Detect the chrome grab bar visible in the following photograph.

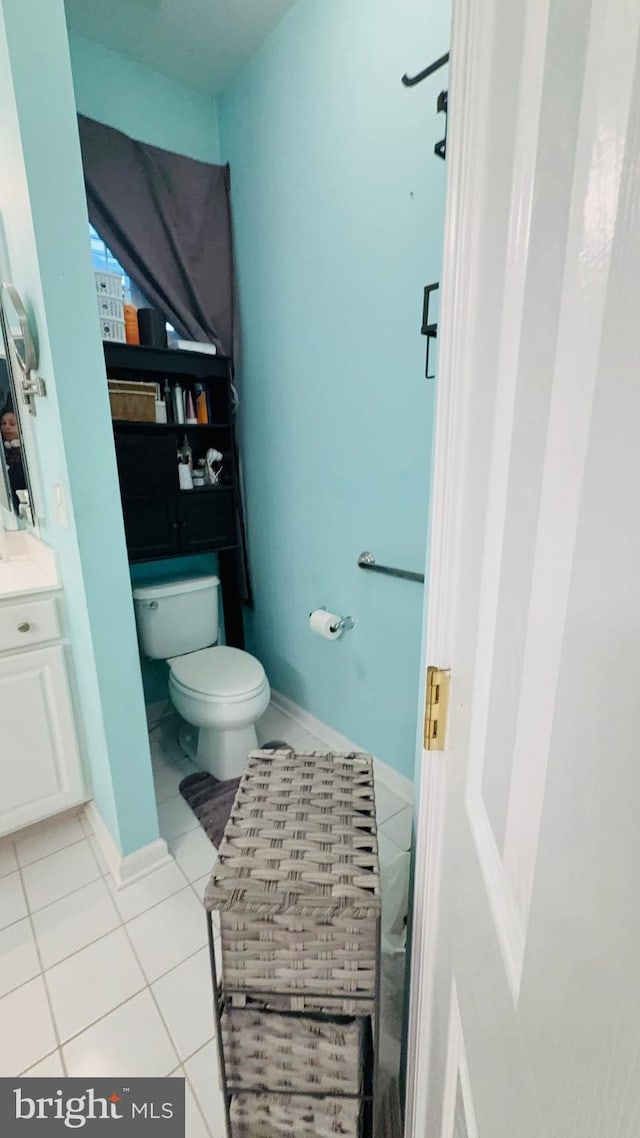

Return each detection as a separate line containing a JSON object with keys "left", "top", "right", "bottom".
{"left": 357, "top": 551, "right": 425, "bottom": 584}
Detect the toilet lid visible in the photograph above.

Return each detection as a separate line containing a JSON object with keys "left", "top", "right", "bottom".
{"left": 169, "top": 646, "right": 266, "bottom": 699}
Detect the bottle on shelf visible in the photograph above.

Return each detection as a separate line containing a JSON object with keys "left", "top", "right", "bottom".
{"left": 164, "top": 378, "right": 174, "bottom": 424}
{"left": 185, "top": 389, "right": 197, "bottom": 425}
{"left": 173, "top": 383, "right": 185, "bottom": 424}
{"left": 195, "top": 383, "right": 209, "bottom": 424}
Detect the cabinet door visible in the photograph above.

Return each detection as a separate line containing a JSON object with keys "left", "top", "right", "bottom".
{"left": 0, "top": 646, "right": 85, "bottom": 837}
{"left": 114, "top": 432, "right": 178, "bottom": 497}
{"left": 122, "top": 497, "right": 180, "bottom": 562}
{"left": 177, "top": 488, "right": 236, "bottom": 553}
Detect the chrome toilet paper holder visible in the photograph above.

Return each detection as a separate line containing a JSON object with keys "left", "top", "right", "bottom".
{"left": 310, "top": 608, "right": 355, "bottom": 634}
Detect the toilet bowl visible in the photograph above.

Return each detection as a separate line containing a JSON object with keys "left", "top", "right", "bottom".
{"left": 169, "top": 646, "right": 270, "bottom": 780}
{"left": 131, "top": 574, "right": 270, "bottom": 781}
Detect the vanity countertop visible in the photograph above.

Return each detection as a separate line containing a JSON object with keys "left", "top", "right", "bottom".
{"left": 0, "top": 531, "right": 59, "bottom": 599}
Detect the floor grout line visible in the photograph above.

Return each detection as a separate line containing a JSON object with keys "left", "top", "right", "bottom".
{"left": 42, "top": 930, "right": 219, "bottom": 1058}
{"left": 120, "top": 923, "right": 182, "bottom": 1079}
{"left": 182, "top": 1062, "right": 215, "bottom": 1138}
{"left": 13, "top": 832, "right": 91, "bottom": 874}
{"left": 58, "top": 986, "right": 150, "bottom": 1061}
{"left": 21, "top": 836, "right": 105, "bottom": 916}
{"left": 19, "top": 1046, "right": 63, "bottom": 1077}
{"left": 15, "top": 860, "right": 69, "bottom": 1078}
{"left": 182, "top": 1037, "right": 221, "bottom": 1137}
{"left": 118, "top": 897, "right": 220, "bottom": 1134}
{"left": 1, "top": 878, "right": 220, "bottom": 1010}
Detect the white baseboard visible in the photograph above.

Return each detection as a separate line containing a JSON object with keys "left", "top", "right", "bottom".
{"left": 84, "top": 801, "right": 173, "bottom": 890}
{"left": 270, "top": 689, "right": 413, "bottom": 804}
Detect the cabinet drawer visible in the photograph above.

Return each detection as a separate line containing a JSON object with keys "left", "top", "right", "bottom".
{"left": 0, "top": 598, "right": 60, "bottom": 652}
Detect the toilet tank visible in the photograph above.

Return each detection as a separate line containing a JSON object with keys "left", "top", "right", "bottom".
{"left": 132, "top": 574, "right": 220, "bottom": 660}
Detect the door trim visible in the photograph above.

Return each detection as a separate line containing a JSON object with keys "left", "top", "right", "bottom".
{"left": 403, "top": 0, "right": 494, "bottom": 1131}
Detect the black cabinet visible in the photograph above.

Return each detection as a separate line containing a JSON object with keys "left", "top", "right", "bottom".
{"left": 119, "top": 489, "right": 236, "bottom": 562}
{"left": 105, "top": 343, "right": 244, "bottom": 646}
{"left": 178, "top": 488, "right": 236, "bottom": 553}
{"left": 121, "top": 496, "right": 179, "bottom": 562}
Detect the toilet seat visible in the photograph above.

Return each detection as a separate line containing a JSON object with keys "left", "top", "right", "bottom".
{"left": 169, "top": 645, "right": 266, "bottom": 703}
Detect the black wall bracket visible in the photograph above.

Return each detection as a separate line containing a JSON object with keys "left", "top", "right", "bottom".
{"left": 401, "top": 52, "right": 449, "bottom": 87}
{"left": 421, "top": 282, "right": 439, "bottom": 379}
{"left": 435, "top": 90, "right": 448, "bottom": 160}
{"left": 402, "top": 52, "right": 450, "bottom": 162}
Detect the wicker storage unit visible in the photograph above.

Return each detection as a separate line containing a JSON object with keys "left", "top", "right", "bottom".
{"left": 221, "top": 1006, "right": 364, "bottom": 1095}
{"left": 205, "top": 747, "right": 381, "bottom": 1138}
{"left": 206, "top": 750, "right": 380, "bottom": 1011}
{"left": 229, "top": 1092, "right": 362, "bottom": 1138}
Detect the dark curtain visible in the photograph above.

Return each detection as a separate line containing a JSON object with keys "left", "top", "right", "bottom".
{"left": 77, "top": 114, "right": 234, "bottom": 357}
{"left": 78, "top": 115, "right": 252, "bottom": 603}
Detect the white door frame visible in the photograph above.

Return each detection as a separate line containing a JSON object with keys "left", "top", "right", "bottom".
{"left": 403, "top": 0, "right": 494, "bottom": 1130}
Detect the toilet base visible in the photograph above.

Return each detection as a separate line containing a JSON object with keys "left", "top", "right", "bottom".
{"left": 179, "top": 720, "right": 258, "bottom": 781}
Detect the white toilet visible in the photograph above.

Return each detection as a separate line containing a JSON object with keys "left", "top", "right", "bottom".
{"left": 132, "top": 574, "right": 270, "bottom": 781}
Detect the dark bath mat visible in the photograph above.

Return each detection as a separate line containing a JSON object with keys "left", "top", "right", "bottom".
{"left": 179, "top": 742, "right": 289, "bottom": 848}
{"left": 179, "top": 772, "right": 240, "bottom": 849}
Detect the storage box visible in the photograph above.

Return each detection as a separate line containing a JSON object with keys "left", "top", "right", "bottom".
{"left": 100, "top": 318, "right": 126, "bottom": 343}
{"left": 205, "top": 749, "right": 381, "bottom": 1016}
{"left": 97, "top": 296, "right": 125, "bottom": 321}
{"left": 221, "top": 1006, "right": 364, "bottom": 1096}
{"left": 229, "top": 1092, "right": 362, "bottom": 1138}
{"left": 108, "top": 380, "right": 156, "bottom": 421}
{"left": 95, "top": 270, "right": 124, "bottom": 299}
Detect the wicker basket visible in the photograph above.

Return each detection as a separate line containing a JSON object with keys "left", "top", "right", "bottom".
{"left": 229, "top": 1092, "right": 361, "bottom": 1138}
{"left": 108, "top": 380, "right": 157, "bottom": 422}
{"left": 221, "top": 1006, "right": 363, "bottom": 1095}
{"left": 205, "top": 750, "right": 381, "bottom": 1016}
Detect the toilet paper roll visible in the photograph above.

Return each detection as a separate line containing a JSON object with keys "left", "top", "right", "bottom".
{"left": 309, "top": 609, "right": 343, "bottom": 640}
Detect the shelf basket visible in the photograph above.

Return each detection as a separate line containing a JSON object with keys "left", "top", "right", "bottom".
{"left": 221, "top": 1004, "right": 364, "bottom": 1096}
{"left": 229, "top": 1091, "right": 362, "bottom": 1138}
{"left": 108, "top": 379, "right": 157, "bottom": 422}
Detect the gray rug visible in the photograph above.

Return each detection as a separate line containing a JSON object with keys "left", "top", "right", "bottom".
{"left": 179, "top": 771, "right": 240, "bottom": 848}
{"left": 179, "top": 741, "right": 288, "bottom": 848}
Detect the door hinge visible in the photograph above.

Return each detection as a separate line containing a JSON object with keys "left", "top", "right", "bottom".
{"left": 424, "top": 666, "right": 450, "bottom": 750}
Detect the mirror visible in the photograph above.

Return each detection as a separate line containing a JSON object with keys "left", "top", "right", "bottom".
{"left": 1, "top": 284, "right": 37, "bottom": 376}
{"left": 0, "top": 283, "right": 45, "bottom": 415}
{"left": 0, "top": 307, "right": 36, "bottom": 528}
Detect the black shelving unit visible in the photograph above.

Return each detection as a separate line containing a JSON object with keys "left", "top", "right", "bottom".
{"left": 104, "top": 342, "right": 245, "bottom": 648}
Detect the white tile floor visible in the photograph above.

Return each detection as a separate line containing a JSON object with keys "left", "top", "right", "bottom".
{"left": 0, "top": 699, "right": 411, "bottom": 1136}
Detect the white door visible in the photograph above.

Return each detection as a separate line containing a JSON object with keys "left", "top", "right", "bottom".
{"left": 406, "top": 0, "right": 640, "bottom": 1135}
{"left": 0, "top": 646, "right": 85, "bottom": 836}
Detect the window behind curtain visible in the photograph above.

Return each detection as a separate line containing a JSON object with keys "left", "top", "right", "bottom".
{"left": 89, "top": 223, "right": 177, "bottom": 342}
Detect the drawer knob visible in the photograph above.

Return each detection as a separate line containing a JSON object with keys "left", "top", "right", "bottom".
{"left": 17, "top": 621, "right": 31, "bottom": 633}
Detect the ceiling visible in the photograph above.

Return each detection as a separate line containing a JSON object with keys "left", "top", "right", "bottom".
{"left": 64, "top": 0, "right": 298, "bottom": 96}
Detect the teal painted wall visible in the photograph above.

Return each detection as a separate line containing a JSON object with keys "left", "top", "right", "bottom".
{"left": 0, "top": 0, "right": 158, "bottom": 856}
{"left": 68, "top": 31, "right": 220, "bottom": 162}
{"left": 219, "top": 0, "right": 450, "bottom": 779}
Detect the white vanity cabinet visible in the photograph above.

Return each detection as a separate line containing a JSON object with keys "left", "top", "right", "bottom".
{"left": 0, "top": 590, "right": 85, "bottom": 837}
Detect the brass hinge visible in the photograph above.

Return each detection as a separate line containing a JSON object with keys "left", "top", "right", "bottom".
{"left": 424, "top": 666, "right": 450, "bottom": 750}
